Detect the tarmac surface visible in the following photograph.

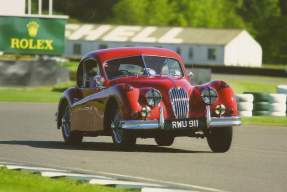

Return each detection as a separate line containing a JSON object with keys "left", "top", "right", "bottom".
{"left": 0, "top": 102, "right": 286, "bottom": 192}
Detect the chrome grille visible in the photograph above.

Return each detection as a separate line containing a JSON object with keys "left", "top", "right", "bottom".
{"left": 169, "top": 87, "right": 189, "bottom": 118}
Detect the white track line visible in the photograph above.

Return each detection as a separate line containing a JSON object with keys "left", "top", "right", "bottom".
{"left": 0, "top": 164, "right": 68, "bottom": 172}
{"left": 89, "top": 178, "right": 162, "bottom": 187}
{"left": 0, "top": 159, "right": 229, "bottom": 192}
{"left": 41, "top": 171, "right": 113, "bottom": 179}
{"left": 95, "top": 171, "right": 229, "bottom": 192}
{"left": 142, "top": 187, "right": 198, "bottom": 192}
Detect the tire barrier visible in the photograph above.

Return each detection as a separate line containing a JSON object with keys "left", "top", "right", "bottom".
{"left": 252, "top": 111, "right": 271, "bottom": 116}
{"left": 253, "top": 102, "right": 270, "bottom": 111}
{"left": 236, "top": 94, "right": 254, "bottom": 102}
{"left": 270, "top": 112, "right": 286, "bottom": 117}
{"left": 243, "top": 92, "right": 270, "bottom": 116}
{"left": 237, "top": 102, "right": 253, "bottom": 111}
{"left": 236, "top": 93, "right": 287, "bottom": 117}
{"left": 236, "top": 94, "right": 253, "bottom": 117}
{"left": 277, "top": 86, "right": 287, "bottom": 116}
{"left": 238, "top": 111, "right": 252, "bottom": 117}
{"left": 243, "top": 92, "right": 270, "bottom": 102}
{"left": 269, "top": 94, "right": 286, "bottom": 103}
{"left": 270, "top": 93, "right": 287, "bottom": 116}
{"left": 270, "top": 103, "right": 286, "bottom": 112}
{"left": 277, "top": 85, "right": 287, "bottom": 94}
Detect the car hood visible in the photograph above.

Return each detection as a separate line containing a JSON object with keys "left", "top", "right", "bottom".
{"left": 108, "top": 76, "right": 192, "bottom": 94}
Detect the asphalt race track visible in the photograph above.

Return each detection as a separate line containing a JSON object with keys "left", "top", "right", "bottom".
{"left": 0, "top": 102, "right": 286, "bottom": 192}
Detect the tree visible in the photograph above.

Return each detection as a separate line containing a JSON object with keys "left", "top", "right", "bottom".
{"left": 107, "top": 0, "right": 174, "bottom": 25}
{"left": 235, "top": 0, "right": 287, "bottom": 63}
{"left": 51, "top": 0, "right": 118, "bottom": 23}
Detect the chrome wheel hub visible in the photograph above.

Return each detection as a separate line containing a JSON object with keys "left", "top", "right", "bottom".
{"left": 112, "top": 109, "right": 123, "bottom": 143}
{"left": 62, "top": 106, "right": 71, "bottom": 137}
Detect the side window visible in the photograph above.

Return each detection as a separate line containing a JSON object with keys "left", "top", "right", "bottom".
{"left": 83, "top": 59, "right": 100, "bottom": 88}
{"left": 73, "top": 44, "right": 81, "bottom": 55}
{"left": 208, "top": 48, "right": 216, "bottom": 60}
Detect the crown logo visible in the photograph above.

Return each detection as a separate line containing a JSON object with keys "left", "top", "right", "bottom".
{"left": 26, "top": 21, "right": 39, "bottom": 37}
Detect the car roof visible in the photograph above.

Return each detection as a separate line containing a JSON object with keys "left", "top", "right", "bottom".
{"left": 82, "top": 47, "right": 183, "bottom": 64}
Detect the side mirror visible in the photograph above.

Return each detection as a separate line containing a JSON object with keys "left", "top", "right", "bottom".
{"left": 94, "top": 75, "right": 105, "bottom": 87}
{"left": 188, "top": 71, "right": 194, "bottom": 83}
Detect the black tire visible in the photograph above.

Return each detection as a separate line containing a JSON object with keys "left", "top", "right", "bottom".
{"left": 253, "top": 102, "right": 270, "bottom": 111}
{"left": 207, "top": 127, "right": 233, "bottom": 153}
{"left": 243, "top": 92, "right": 270, "bottom": 102}
{"left": 154, "top": 134, "right": 175, "bottom": 146}
{"left": 61, "top": 103, "right": 83, "bottom": 145}
{"left": 252, "top": 111, "right": 271, "bottom": 116}
{"left": 111, "top": 104, "right": 136, "bottom": 150}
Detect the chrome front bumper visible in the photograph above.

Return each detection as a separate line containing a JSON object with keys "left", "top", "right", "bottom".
{"left": 120, "top": 106, "right": 241, "bottom": 130}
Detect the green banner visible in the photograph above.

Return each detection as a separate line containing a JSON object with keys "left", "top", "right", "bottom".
{"left": 0, "top": 16, "right": 66, "bottom": 55}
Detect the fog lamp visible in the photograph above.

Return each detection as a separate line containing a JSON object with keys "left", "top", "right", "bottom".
{"left": 214, "top": 104, "right": 226, "bottom": 117}
{"left": 141, "top": 106, "right": 151, "bottom": 119}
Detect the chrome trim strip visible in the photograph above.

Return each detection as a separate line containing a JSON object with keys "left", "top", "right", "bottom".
{"left": 210, "top": 116, "right": 241, "bottom": 127}
{"left": 159, "top": 107, "right": 165, "bottom": 129}
{"left": 121, "top": 120, "right": 160, "bottom": 129}
{"left": 206, "top": 105, "right": 241, "bottom": 128}
{"left": 206, "top": 105, "right": 211, "bottom": 128}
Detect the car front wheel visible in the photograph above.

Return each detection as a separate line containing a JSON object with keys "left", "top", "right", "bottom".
{"left": 206, "top": 127, "right": 233, "bottom": 153}
{"left": 111, "top": 105, "right": 136, "bottom": 150}
{"left": 61, "top": 103, "right": 83, "bottom": 145}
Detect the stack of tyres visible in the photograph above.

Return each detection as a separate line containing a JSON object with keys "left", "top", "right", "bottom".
{"left": 269, "top": 94, "right": 286, "bottom": 116}
{"left": 276, "top": 85, "right": 287, "bottom": 116}
{"left": 277, "top": 85, "right": 287, "bottom": 94}
{"left": 244, "top": 92, "right": 270, "bottom": 116}
{"left": 236, "top": 94, "right": 254, "bottom": 117}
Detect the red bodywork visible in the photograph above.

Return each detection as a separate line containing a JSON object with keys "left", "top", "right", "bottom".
{"left": 56, "top": 47, "right": 238, "bottom": 134}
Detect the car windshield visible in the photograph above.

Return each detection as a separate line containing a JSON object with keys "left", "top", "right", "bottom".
{"left": 143, "top": 56, "right": 184, "bottom": 77}
{"left": 104, "top": 55, "right": 184, "bottom": 80}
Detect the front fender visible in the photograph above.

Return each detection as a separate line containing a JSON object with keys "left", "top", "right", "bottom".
{"left": 190, "top": 81, "right": 238, "bottom": 117}
{"left": 56, "top": 87, "right": 83, "bottom": 129}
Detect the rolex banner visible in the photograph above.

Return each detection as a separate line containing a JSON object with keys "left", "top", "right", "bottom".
{"left": 0, "top": 16, "right": 66, "bottom": 55}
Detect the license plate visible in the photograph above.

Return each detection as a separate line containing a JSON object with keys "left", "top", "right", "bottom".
{"left": 164, "top": 118, "right": 207, "bottom": 130}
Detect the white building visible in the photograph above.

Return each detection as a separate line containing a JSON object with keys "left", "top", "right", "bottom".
{"left": 65, "top": 24, "right": 262, "bottom": 67}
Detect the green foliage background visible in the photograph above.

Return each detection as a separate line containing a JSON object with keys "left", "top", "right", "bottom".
{"left": 37, "top": 0, "right": 287, "bottom": 64}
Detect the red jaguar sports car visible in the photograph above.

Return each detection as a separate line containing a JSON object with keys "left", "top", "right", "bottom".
{"left": 55, "top": 47, "right": 241, "bottom": 152}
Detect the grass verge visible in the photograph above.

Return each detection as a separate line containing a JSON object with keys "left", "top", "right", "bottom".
{"left": 0, "top": 81, "right": 75, "bottom": 103}
{"left": 58, "top": 61, "right": 78, "bottom": 72}
{"left": 0, "top": 167, "right": 135, "bottom": 192}
{"left": 242, "top": 116, "right": 287, "bottom": 127}
{"left": 227, "top": 80, "right": 281, "bottom": 94}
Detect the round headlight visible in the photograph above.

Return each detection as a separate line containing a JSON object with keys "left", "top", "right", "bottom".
{"left": 214, "top": 103, "right": 226, "bottom": 117}
{"left": 146, "top": 88, "right": 162, "bottom": 106}
{"left": 202, "top": 87, "right": 218, "bottom": 105}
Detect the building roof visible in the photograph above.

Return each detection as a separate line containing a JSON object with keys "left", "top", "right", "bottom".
{"left": 65, "top": 23, "right": 244, "bottom": 45}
